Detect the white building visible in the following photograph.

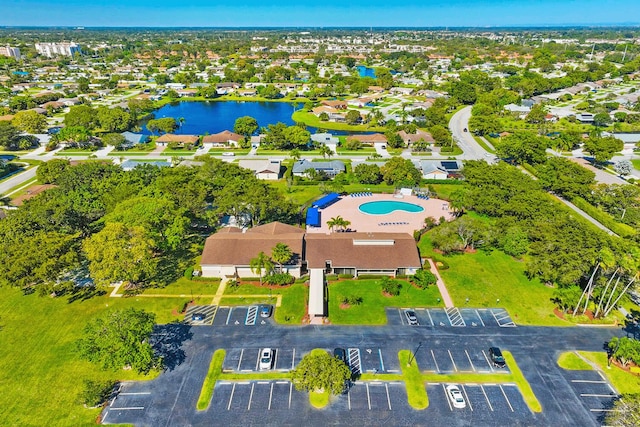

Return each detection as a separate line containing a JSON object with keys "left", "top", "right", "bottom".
{"left": 0, "top": 46, "right": 21, "bottom": 60}
{"left": 35, "top": 42, "right": 82, "bottom": 58}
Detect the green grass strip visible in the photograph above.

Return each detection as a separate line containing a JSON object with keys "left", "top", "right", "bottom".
{"left": 577, "top": 351, "right": 640, "bottom": 394}
{"left": 557, "top": 352, "right": 593, "bottom": 371}
{"left": 196, "top": 349, "right": 226, "bottom": 410}
{"left": 310, "top": 390, "right": 330, "bottom": 408}
{"left": 503, "top": 351, "right": 542, "bottom": 412}
{"left": 398, "top": 350, "right": 429, "bottom": 409}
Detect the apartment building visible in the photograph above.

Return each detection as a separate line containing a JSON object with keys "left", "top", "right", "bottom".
{"left": 35, "top": 42, "right": 82, "bottom": 58}
{"left": 0, "top": 45, "right": 21, "bottom": 60}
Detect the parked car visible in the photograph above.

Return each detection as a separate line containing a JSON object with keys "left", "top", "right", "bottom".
{"left": 260, "top": 305, "right": 273, "bottom": 318}
{"left": 259, "top": 348, "right": 273, "bottom": 370}
{"left": 333, "top": 348, "right": 347, "bottom": 365}
{"left": 446, "top": 385, "right": 466, "bottom": 409}
{"left": 404, "top": 309, "right": 419, "bottom": 326}
{"left": 191, "top": 312, "right": 205, "bottom": 322}
{"left": 489, "top": 347, "right": 506, "bottom": 368}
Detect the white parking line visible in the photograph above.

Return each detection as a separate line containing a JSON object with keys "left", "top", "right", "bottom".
{"left": 426, "top": 309, "right": 434, "bottom": 326}
{"left": 581, "top": 393, "right": 617, "bottom": 398}
{"left": 590, "top": 409, "right": 620, "bottom": 412}
{"left": 288, "top": 382, "right": 292, "bottom": 409}
{"left": 226, "top": 308, "right": 233, "bottom": 325}
{"left": 443, "top": 384, "right": 452, "bottom": 411}
{"left": 481, "top": 350, "right": 495, "bottom": 372}
{"left": 461, "top": 386, "right": 473, "bottom": 411}
{"left": 385, "top": 384, "right": 392, "bottom": 410}
{"left": 571, "top": 380, "right": 607, "bottom": 384}
{"left": 500, "top": 385, "right": 514, "bottom": 412}
{"left": 475, "top": 309, "right": 485, "bottom": 326}
{"left": 481, "top": 385, "right": 493, "bottom": 411}
{"left": 348, "top": 387, "right": 352, "bottom": 410}
{"left": 378, "top": 349, "right": 385, "bottom": 372}
{"left": 255, "top": 349, "right": 261, "bottom": 371}
{"left": 366, "top": 383, "right": 371, "bottom": 410}
{"left": 465, "top": 350, "right": 476, "bottom": 372}
{"left": 448, "top": 350, "right": 457, "bottom": 371}
{"left": 268, "top": 382, "right": 274, "bottom": 410}
{"left": 273, "top": 349, "right": 279, "bottom": 369}
{"left": 431, "top": 349, "right": 440, "bottom": 372}
{"left": 237, "top": 348, "right": 244, "bottom": 371}
{"left": 398, "top": 309, "right": 405, "bottom": 325}
{"left": 227, "top": 383, "right": 236, "bottom": 411}
{"left": 248, "top": 383, "right": 255, "bottom": 410}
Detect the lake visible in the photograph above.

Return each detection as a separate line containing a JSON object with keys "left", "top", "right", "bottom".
{"left": 357, "top": 65, "right": 376, "bottom": 78}
{"left": 143, "top": 101, "right": 298, "bottom": 135}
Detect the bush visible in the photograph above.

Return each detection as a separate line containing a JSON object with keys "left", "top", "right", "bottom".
{"left": 341, "top": 295, "right": 363, "bottom": 305}
{"left": 357, "top": 274, "right": 390, "bottom": 280}
{"left": 325, "top": 274, "right": 339, "bottom": 281}
{"left": 80, "top": 379, "right": 116, "bottom": 407}
{"left": 572, "top": 197, "right": 637, "bottom": 238}
{"left": 264, "top": 272, "right": 294, "bottom": 286}
{"left": 183, "top": 266, "right": 194, "bottom": 279}
{"left": 338, "top": 274, "right": 354, "bottom": 279}
{"left": 380, "top": 276, "right": 402, "bottom": 296}
{"left": 411, "top": 269, "right": 437, "bottom": 289}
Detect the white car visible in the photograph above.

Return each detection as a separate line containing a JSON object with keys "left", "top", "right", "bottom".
{"left": 259, "top": 348, "right": 273, "bottom": 370}
{"left": 446, "top": 385, "right": 466, "bottom": 409}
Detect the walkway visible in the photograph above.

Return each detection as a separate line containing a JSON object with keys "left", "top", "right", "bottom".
{"left": 426, "top": 258, "right": 454, "bottom": 308}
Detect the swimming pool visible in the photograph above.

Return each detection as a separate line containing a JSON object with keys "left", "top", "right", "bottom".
{"left": 359, "top": 201, "right": 424, "bottom": 215}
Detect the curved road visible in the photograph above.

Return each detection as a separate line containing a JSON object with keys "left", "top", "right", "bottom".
{"left": 448, "top": 106, "right": 490, "bottom": 160}
{"left": 0, "top": 166, "right": 37, "bottom": 197}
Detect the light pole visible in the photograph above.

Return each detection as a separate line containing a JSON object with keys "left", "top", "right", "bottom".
{"left": 407, "top": 341, "right": 423, "bottom": 367}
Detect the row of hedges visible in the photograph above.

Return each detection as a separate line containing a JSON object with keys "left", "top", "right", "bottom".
{"left": 572, "top": 196, "right": 637, "bottom": 238}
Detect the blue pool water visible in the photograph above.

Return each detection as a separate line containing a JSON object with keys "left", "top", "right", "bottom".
{"left": 359, "top": 201, "right": 424, "bottom": 215}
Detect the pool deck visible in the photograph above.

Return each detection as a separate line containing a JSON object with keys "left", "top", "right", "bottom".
{"left": 306, "top": 193, "right": 454, "bottom": 235}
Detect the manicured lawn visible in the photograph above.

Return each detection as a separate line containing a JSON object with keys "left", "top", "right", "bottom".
{"left": 557, "top": 352, "right": 593, "bottom": 370}
{"left": 0, "top": 287, "right": 192, "bottom": 426}
{"left": 292, "top": 110, "right": 385, "bottom": 133}
{"left": 140, "top": 277, "right": 221, "bottom": 296}
{"left": 327, "top": 279, "right": 444, "bottom": 325}
{"left": 632, "top": 159, "right": 640, "bottom": 171}
{"left": 224, "top": 282, "right": 308, "bottom": 324}
{"left": 399, "top": 350, "right": 429, "bottom": 409}
{"left": 578, "top": 351, "right": 640, "bottom": 394}
{"left": 418, "top": 234, "right": 569, "bottom": 327}
{"left": 197, "top": 349, "right": 226, "bottom": 410}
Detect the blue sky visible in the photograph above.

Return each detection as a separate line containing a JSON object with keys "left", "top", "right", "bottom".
{"left": 1, "top": 0, "right": 639, "bottom": 27}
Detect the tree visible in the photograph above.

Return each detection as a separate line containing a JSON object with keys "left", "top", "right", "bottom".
{"left": 525, "top": 104, "right": 546, "bottom": 124}
{"left": 290, "top": 349, "right": 351, "bottom": 395}
{"left": 381, "top": 157, "right": 421, "bottom": 186}
{"left": 36, "top": 158, "right": 70, "bottom": 184}
{"left": 250, "top": 251, "right": 274, "bottom": 285}
{"left": 12, "top": 110, "right": 47, "bottom": 133}
{"left": 326, "top": 215, "right": 350, "bottom": 232}
{"left": 583, "top": 135, "right": 624, "bottom": 165}
{"left": 608, "top": 337, "right": 640, "bottom": 367}
{"left": 283, "top": 126, "right": 310, "bottom": 149}
{"left": 65, "top": 105, "right": 98, "bottom": 129}
{"left": 81, "top": 379, "right": 117, "bottom": 407}
{"left": 430, "top": 215, "right": 492, "bottom": 253}
{"left": 318, "top": 144, "right": 332, "bottom": 159}
{"left": 468, "top": 115, "right": 500, "bottom": 136}
{"left": 538, "top": 157, "right": 595, "bottom": 199}
{"left": 102, "top": 133, "right": 127, "bottom": 150}
{"left": 271, "top": 243, "right": 293, "bottom": 273}
{"left": 604, "top": 394, "right": 640, "bottom": 427}
{"left": 0, "top": 121, "right": 19, "bottom": 148}
{"left": 412, "top": 268, "right": 437, "bottom": 289}
{"left": 97, "top": 106, "right": 132, "bottom": 132}
{"left": 76, "top": 308, "right": 161, "bottom": 374}
{"left": 353, "top": 163, "right": 382, "bottom": 184}
{"left": 83, "top": 222, "right": 159, "bottom": 288}
{"left": 234, "top": 116, "right": 259, "bottom": 138}
{"left": 614, "top": 160, "right": 632, "bottom": 177}
{"left": 495, "top": 133, "right": 548, "bottom": 165}
{"left": 345, "top": 109, "right": 361, "bottom": 125}
{"left": 593, "top": 112, "right": 612, "bottom": 127}
{"left": 429, "top": 125, "right": 449, "bottom": 146}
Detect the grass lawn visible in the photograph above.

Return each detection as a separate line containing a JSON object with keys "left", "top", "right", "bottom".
{"left": 292, "top": 110, "right": 385, "bottom": 133}
{"left": 327, "top": 279, "right": 444, "bottom": 325}
{"left": 140, "top": 277, "right": 221, "bottom": 296}
{"left": 197, "top": 349, "right": 226, "bottom": 410}
{"left": 632, "top": 159, "right": 640, "bottom": 171}
{"left": 418, "top": 234, "right": 569, "bottom": 327}
{"left": 578, "top": 351, "right": 640, "bottom": 394}
{"left": 473, "top": 135, "right": 495, "bottom": 153}
{"left": 225, "top": 282, "right": 308, "bottom": 324}
{"left": 0, "top": 286, "right": 195, "bottom": 426}
{"left": 557, "top": 352, "right": 593, "bottom": 370}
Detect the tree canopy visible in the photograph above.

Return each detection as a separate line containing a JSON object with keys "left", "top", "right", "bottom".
{"left": 290, "top": 349, "right": 351, "bottom": 395}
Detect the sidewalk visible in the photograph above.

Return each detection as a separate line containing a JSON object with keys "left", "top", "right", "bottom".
{"left": 426, "top": 258, "right": 454, "bottom": 308}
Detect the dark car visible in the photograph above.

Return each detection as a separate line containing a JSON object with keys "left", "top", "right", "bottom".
{"left": 260, "top": 305, "right": 273, "bottom": 318}
{"left": 334, "top": 348, "right": 347, "bottom": 365}
{"left": 191, "top": 312, "right": 205, "bottom": 322}
{"left": 489, "top": 347, "right": 506, "bottom": 368}
{"left": 404, "top": 309, "right": 419, "bottom": 326}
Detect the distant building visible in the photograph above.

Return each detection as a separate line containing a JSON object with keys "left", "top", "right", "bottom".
{"left": 292, "top": 160, "right": 345, "bottom": 178}
{"left": 35, "top": 42, "right": 82, "bottom": 58}
{"left": 0, "top": 45, "right": 21, "bottom": 60}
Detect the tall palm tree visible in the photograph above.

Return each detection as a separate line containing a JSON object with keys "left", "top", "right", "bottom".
{"left": 271, "top": 243, "right": 293, "bottom": 274}
{"left": 327, "top": 215, "right": 350, "bottom": 232}
{"left": 319, "top": 144, "right": 333, "bottom": 159}
{"left": 249, "top": 251, "right": 273, "bottom": 286}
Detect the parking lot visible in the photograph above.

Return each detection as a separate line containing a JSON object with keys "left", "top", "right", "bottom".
{"left": 212, "top": 306, "right": 273, "bottom": 327}
{"left": 386, "top": 307, "right": 516, "bottom": 328}
{"left": 562, "top": 368, "right": 619, "bottom": 424}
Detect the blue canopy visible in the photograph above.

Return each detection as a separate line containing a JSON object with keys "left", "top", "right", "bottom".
{"left": 312, "top": 192, "right": 340, "bottom": 209}
{"left": 306, "top": 207, "right": 321, "bottom": 227}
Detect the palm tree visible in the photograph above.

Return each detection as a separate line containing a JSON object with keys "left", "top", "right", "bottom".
{"left": 249, "top": 251, "right": 274, "bottom": 286}
{"left": 271, "top": 243, "right": 293, "bottom": 273}
{"left": 290, "top": 148, "right": 301, "bottom": 161}
{"left": 327, "top": 215, "right": 350, "bottom": 232}
{"left": 178, "top": 117, "right": 186, "bottom": 128}
{"left": 319, "top": 144, "right": 333, "bottom": 159}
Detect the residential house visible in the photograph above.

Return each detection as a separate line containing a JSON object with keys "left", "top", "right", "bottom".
{"left": 292, "top": 159, "right": 345, "bottom": 178}
{"left": 155, "top": 134, "right": 199, "bottom": 146}
{"left": 120, "top": 160, "right": 171, "bottom": 172}
{"left": 238, "top": 159, "right": 282, "bottom": 180}
{"left": 320, "top": 100, "right": 347, "bottom": 109}
{"left": 202, "top": 130, "right": 243, "bottom": 147}
{"left": 346, "top": 133, "right": 387, "bottom": 146}
{"left": 200, "top": 222, "right": 305, "bottom": 278}
{"left": 420, "top": 160, "right": 462, "bottom": 180}
{"left": 120, "top": 131, "right": 148, "bottom": 147}
{"left": 576, "top": 113, "right": 595, "bottom": 124}
{"left": 398, "top": 129, "right": 434, "bottom": 146}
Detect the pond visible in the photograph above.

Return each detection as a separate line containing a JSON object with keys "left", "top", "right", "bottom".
{"left": 143, "top": 101, "right": 298, "bottom": 135}
{"left": 357, "top": 65, "right": 377, "bottom": 78}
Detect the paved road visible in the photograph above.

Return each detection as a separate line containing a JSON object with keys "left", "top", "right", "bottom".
{"left": 102, "top": 317, "right": 623, "bottom": 427}
{"left": 449, "top": 106, "right": 491, "bottom": 161}
{"left": 0, "top": 166, "right": 37, "bottom": 196}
